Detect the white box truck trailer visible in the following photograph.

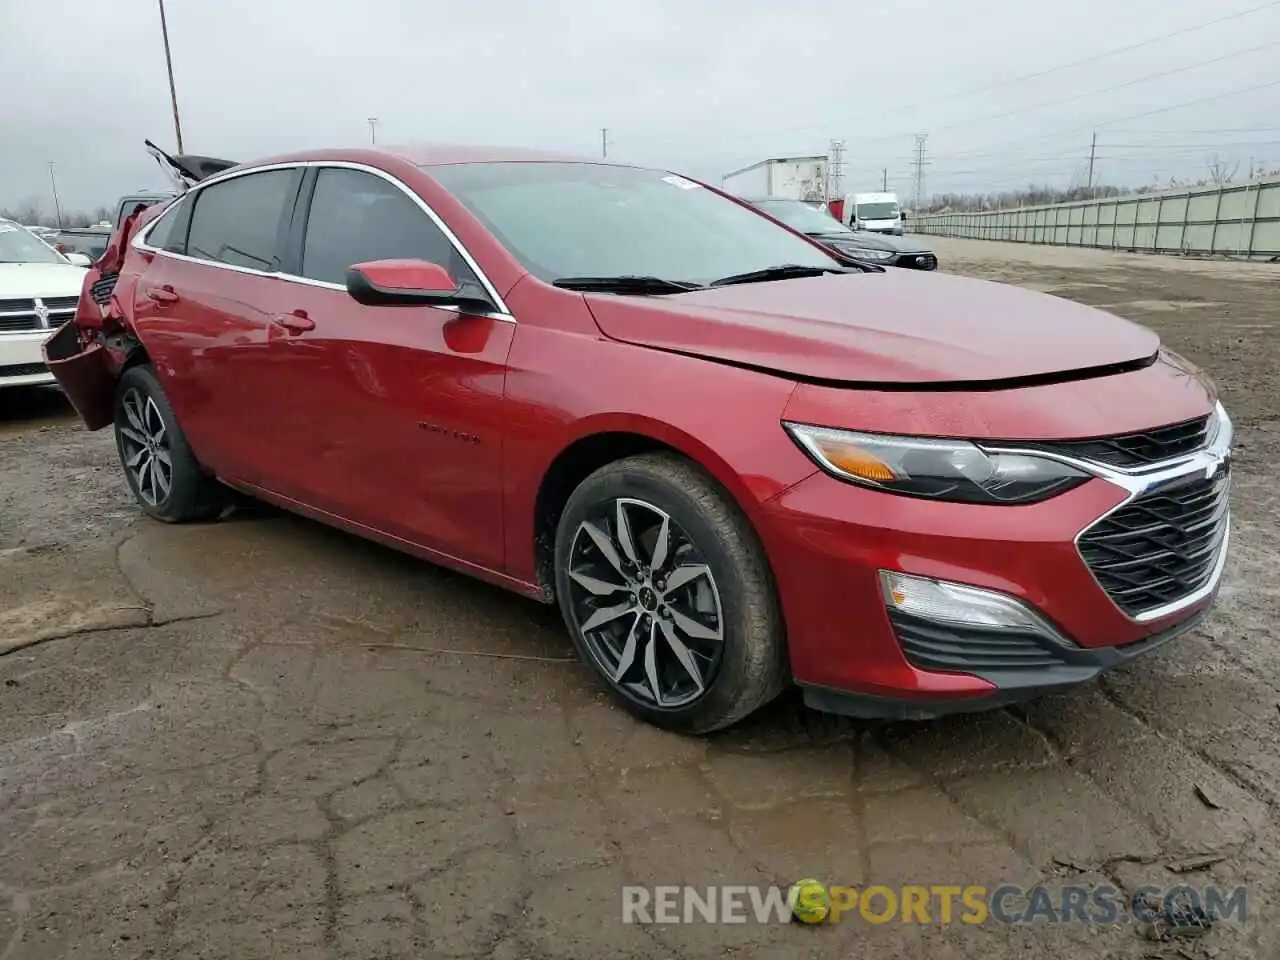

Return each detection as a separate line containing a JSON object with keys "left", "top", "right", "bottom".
{"left": 721, "top": 156, "right": 829, "bottom": 202}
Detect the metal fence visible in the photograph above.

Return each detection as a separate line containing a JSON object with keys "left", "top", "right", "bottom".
{"left": 909, "top": 176, "right": 1280, "bottom": 259}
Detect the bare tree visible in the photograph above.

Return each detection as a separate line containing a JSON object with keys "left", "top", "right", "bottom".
{"left": 1205, "top": 154, "right": 1240, "bottom": 187}
{"left": 0, "top": 200, "right": 43, "bottom": 225}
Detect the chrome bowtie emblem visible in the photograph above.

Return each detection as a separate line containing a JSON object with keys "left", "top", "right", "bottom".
{"left": 33, "top": 298, "right": 50, "bottom": 328}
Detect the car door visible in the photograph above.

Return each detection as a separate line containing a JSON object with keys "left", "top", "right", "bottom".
{"left": 257, "top": 165, "right": 516, "bottom": 569}
{"left": 130, "top": 167, "right": 304, "bottom": 484}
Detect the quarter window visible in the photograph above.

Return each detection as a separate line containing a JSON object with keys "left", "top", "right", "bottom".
{"left": 185, "top": 170, "right": 296, "bottom": 272}
{"left": 300, "top": 168, "right": 478, "bottom": 287}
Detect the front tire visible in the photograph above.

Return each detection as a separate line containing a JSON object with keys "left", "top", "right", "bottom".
{"left": 553, "top": 453, "right": 788, "bottom": 734}
{"left": 113, "top": 364, "right": 224, "bottom": 523}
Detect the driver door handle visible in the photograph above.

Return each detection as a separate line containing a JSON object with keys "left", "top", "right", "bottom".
{"left": 271, "top": 310, "right": 315, "bottom": 333}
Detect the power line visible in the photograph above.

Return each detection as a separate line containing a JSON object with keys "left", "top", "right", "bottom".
{"left": 906, "top": 0, "right": 1280, "bottom": 109}
{"left": 638, "top": 0, "right": 1280, "bottom": 152}
{"left": 837, "top": 38, "right": 1280, "bottom": 152}
{"left": 929, "top": 77, "right": 1280, "bottom": 161}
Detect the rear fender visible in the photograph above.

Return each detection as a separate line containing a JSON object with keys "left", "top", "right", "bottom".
{"left": 43, "top": 205, "right": 157, "bottom": 430}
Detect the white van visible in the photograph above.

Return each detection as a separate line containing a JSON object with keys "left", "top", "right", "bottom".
{"left": 843, "top": 192, "right": 903, "bottom": 235}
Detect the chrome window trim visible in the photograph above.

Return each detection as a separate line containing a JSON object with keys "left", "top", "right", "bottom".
{"left": 982, "top": 406, "right": 1233, "bottom": 624}
{"left": 133, "top": 160, "right": 514, "bottom": 322}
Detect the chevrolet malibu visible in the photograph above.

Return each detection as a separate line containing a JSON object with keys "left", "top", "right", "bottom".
{"left": 45, "top": 145, "right": 1233, "bottom": 734}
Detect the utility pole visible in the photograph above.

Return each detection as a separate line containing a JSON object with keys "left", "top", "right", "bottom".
{"left": 48, "top": 162, "right": 63, "bottom": 228}
{"left": 827, "top": 139, "right": 845, "bottom": 201}
{"left": 1086, "top": 131, "right": 1097, "bottom": 195}
{"left": 910, "top": 134, "right": 930, "bottom": 211}
{"left": 600, "top": 128, "right": 608, "bottom": 159}
{"left": 368, "top": 118, "right": 378, "bottom": 145}
{"left": 157, "top": 0, "right": 184, "bottom": 153}
{"left": 882, "top": 168, "right": 888, "bottom": 191}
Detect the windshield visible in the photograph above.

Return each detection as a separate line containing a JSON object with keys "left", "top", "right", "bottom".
{"left": 753, "top": 200, "right": 851, "bottom": 235}
{"left": 426, "top": 162, "right": 843, "bottom": 285}
{"left": 855, "top": 202, "right": 900, "bottom": 221}
{"left": 0, "top": 222, "right": 66, "bottom": 265}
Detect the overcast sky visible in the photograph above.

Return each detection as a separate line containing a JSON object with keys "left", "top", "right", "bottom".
{"left": 2, "top": 0, "right": 1277, "bottom": 215}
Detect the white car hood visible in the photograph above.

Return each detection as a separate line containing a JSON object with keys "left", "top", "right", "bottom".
{"left": 0, "top": 262, "right": 87, "bottom": 299}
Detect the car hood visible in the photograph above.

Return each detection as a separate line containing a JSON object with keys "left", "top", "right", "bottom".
{"left": 809, "top": 230, "right": 929, "bottom": 253}
{"left": 0, "top": 262, "right": 88, "bottom": 298}
{"left": 584, "top": 271, "right": 1160, "bottom": 386}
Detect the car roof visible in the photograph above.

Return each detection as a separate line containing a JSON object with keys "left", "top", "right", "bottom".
{"left": 227, "top": 144, "right": 636, "bottom": 173}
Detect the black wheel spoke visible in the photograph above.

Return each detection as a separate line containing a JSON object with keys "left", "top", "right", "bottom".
{"left": 567, "top": 496, "right": 724, "bottom": 709}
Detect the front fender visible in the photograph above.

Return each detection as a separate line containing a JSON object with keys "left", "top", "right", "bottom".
{"left": 500, "top": 321, "right": 817, "bottom": 584}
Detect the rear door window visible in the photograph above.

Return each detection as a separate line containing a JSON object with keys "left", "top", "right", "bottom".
{"left": 298, "top": 167, "right": 478, "bottom": 286}
{"left": 186, "top": 170, "right": 297, "bottom": 272}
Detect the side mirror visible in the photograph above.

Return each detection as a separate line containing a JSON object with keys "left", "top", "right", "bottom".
{"left": 66, "top": 253, "right": 92, "bottom": 267}
{"left": 346, "top": 258, "right": 492, "bottom": 312}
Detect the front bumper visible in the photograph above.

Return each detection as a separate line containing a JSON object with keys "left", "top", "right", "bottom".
{"left": 759, "top": 444, "right": 1229, "bottom": 718}
{"left": 0, "top": 332, "right": 55, "bottom": 386}
{"left": 801, "top": 590, "right": 1216, "bottom": 720}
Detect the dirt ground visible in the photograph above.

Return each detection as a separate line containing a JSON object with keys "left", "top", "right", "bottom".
{"left": 1, "top": 238, "right": 1277, "bottom": 959}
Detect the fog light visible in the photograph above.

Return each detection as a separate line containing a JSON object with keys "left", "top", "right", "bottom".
{"left": 878, "top": 570, "right": 1068, "bottom": 642}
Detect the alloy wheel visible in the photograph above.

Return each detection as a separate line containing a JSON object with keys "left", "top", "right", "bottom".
{"left": 566, "top": 497, "right": 725, "bottom": 708}
{"left": 118, "top": 387, "right": 173, "bottom": 506}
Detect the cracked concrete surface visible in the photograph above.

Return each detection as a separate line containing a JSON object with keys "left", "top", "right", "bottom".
{"left": 2, "top": 240, "right": 1278, "bottom": 959}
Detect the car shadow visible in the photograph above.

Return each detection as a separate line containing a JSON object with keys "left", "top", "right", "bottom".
{"left": 0, "top": 385, "right": 75, "bottom": 428}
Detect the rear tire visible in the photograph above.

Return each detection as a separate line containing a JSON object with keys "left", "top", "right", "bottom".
{"left": 553, "top": 452, "right": 788, "bottom": 734}
{"left": 113, "top": 364, "right": 224, "bottom": 523}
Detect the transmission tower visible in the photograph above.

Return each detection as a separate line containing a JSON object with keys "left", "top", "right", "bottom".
{"left": 827, "top": 139, "right": 846, "bottom": 201}
{"left": 910, "top": 134, "right": 930, "bottom": 210}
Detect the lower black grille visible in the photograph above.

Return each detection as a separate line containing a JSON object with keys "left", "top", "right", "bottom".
{"left": 1017, "top": 416, "right": 1211, "bottom": 468}
{"left": 892, "top": 611, "right": 1071, "bottom": 672}
{"left": 0, "top": 362, "right": 50, "bottom": 378}
{"left": 905, "top": 254, "right": 938, "bottom": 270}
{"left": 1079, "top": 467, "right": 1230, "bottom": 617}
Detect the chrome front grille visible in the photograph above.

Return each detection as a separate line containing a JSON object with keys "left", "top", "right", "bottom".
{"left": 0, "top": 296, "right": 78, "bottom": 334}
{"left": 1018, "top": 416, "right": 1211, "bottom": 469}
{"left": 1078, "top": 464, "right": 1230, "bottom": 618}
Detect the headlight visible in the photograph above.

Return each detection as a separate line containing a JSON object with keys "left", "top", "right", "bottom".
{"left": 783, "top": 423, "right": 1089, "bottom": 504}
{"left": 836, "top": 245, "right": 894, "bottom": 261}
{"left": 1205, "top": 400, "right": 1233, "bottom": 453}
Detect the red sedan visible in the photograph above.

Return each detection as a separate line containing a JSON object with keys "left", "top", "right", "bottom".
{"left": 45, "top": 145, "right": 1233, "bottom": 733}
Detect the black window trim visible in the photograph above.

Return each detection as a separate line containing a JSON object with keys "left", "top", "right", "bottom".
{"left": 132, "top": 160, "right": 512, "bottom": 321}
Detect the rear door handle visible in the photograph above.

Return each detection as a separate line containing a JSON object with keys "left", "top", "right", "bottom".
{"left": 271, "top": 310, "right": 315, "bottom": 333}
{"left": 145, "top": 285, "right": 178, "bottom": 304}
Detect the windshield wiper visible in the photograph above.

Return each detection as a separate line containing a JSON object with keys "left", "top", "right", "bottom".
{"left": 553, "top": 275, "right": 704, "bottom": 295}
{"left": 709, "top": 264, "right": 850, "bottom": 287}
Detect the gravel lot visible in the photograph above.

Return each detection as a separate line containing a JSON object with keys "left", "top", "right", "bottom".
{"left": 1, "top": 238, "right": 1277, "bottom": 959}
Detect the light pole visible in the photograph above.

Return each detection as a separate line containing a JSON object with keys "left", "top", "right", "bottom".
{"left": 368, "top": 118, "right": 378, "bottom": 145}
{"left": 157, "top": 0, "right": 184, "bottom": 152}
{"left": 48, "top": 162, "right": 63, "bottom": 228}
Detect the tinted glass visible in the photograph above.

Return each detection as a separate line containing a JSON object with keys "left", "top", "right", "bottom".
{"left": 426, "top": 162, "right": 842, "bottom": 286}
{"left": 186, "top": 170, "right": 295, "bottom": 271}
{"left": 144, "top": 198, "right": 193, "bottom": 254}
{"left": 300, "top": 168, "right": 478, "bottom": 286}
{"left": 753, "top": 200, "right": 851, "bottom": 234}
